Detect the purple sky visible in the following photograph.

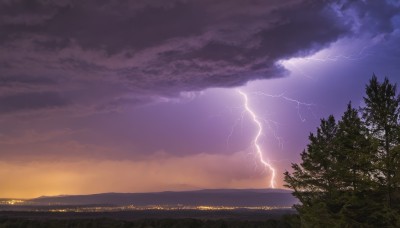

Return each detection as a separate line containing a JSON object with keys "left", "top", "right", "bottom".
{"left": 1, "top": 0, "right": 400, "bottom": 198}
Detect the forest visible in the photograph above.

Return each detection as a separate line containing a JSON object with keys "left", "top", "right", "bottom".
{"left": 0, "top": 216, "right": 299, "bottom": 228}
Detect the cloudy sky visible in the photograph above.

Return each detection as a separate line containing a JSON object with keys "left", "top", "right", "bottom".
{"left": 1, "top": 0, "right": 400, "bottom": 198}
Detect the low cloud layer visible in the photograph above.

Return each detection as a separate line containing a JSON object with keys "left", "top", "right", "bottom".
{"left": 2, "top": 0, "right": 397, "bottom": 113}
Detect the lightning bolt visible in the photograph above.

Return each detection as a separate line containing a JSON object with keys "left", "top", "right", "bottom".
{"left": 238, "top": 90, "right": 276, "bottom": 189}
{"left": 253, "top": 92, "right": 315, "bottom": 122}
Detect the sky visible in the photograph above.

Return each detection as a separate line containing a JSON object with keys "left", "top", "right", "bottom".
{"left": 1, "top": 0, "right": 400, "bottom": 198}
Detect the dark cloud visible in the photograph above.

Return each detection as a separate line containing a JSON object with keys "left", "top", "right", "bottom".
{"left": 0, "top": 75, "right": 55, "bottom": 85}
{"left": 0, "top": 92, "right": 68, "bottom": 113}
{"left": 0, "top": 0, "right": 398, "bottom": 113}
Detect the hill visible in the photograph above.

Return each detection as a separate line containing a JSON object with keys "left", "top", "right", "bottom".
{"left": 29, "top": 189, "right": 297, "bottom": 207}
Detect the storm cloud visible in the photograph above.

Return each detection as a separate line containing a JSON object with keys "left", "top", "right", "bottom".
{"left": 1, "top": 1, "right": 400, "bottom": 196}
{"left": 0, "top": 0, "right": 398, "bottom": 113}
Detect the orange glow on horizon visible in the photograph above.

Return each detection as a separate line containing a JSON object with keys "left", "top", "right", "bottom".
{"left": 0, "top": 152, "right": 284, "bottom": 198}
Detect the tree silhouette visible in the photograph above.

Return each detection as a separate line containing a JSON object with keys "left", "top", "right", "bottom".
{"left": 362, "top": 75, "right": 400, "bottom": 209}
{"left": 284, "top": 75, "right": 400, "bottom": 227}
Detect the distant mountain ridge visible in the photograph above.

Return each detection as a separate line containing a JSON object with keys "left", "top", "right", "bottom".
{"left": 29, "top": 189, "right": 298, "bottom": 207}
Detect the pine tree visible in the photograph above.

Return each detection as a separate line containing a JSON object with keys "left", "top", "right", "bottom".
{"left": 284, "top": 115, "right": 342, "bottom": 226}
{"left": 335, "top": 102, "right": 376, "bottom": 193}
{"left": 362, "top": 75, "right": 400, "bottom": 208}
{"left": 284, "top": 75, "right": 400, "bottom": 226}
{"left": 334, "top": 103, "right": 379, "bottom": 226}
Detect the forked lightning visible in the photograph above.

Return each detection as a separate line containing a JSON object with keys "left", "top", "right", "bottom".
{"left": 238, "top": 90, "right": 276, "bottom": 188}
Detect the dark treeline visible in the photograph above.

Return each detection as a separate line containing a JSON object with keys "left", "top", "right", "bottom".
{"left": 285, "top": 75, "right": 400, "bottom": 227}
{"left": 0, "top": 216, "right": 300, "bottom": 228}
